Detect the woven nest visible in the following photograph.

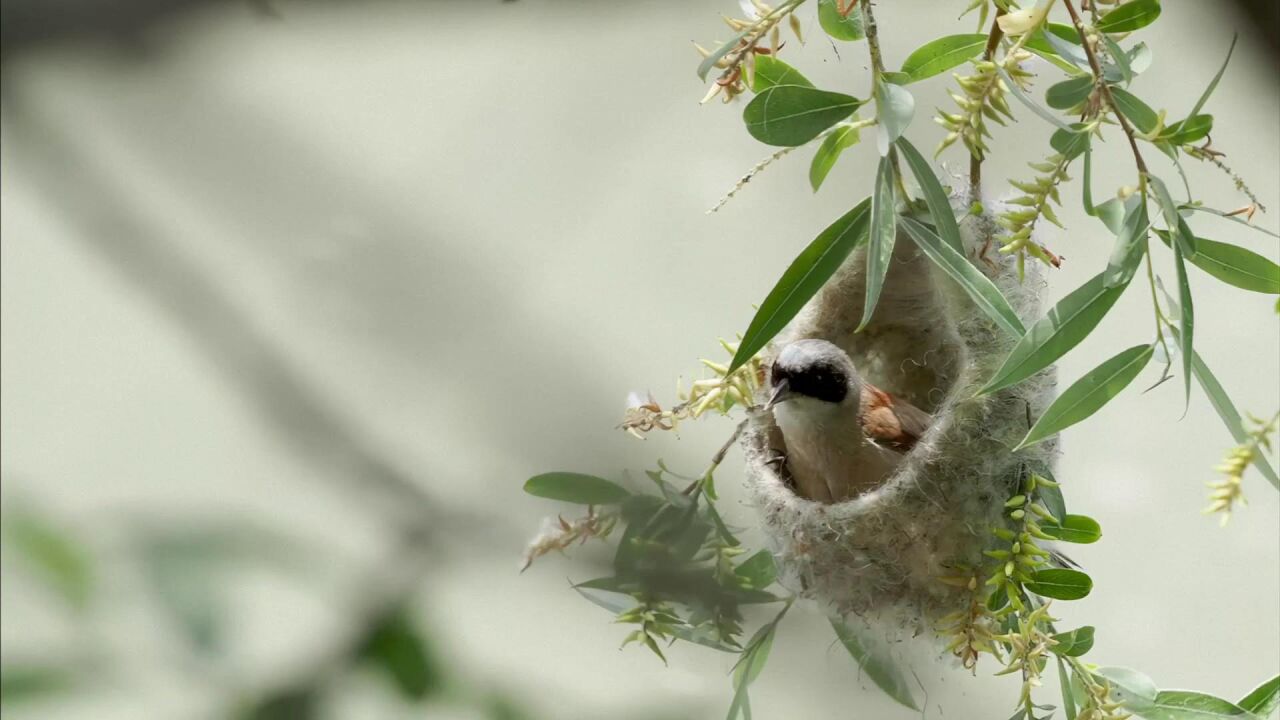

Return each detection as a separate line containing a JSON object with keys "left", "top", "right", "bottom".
{"left": 741, "top": 193, "right": 1059, "bottom": 621}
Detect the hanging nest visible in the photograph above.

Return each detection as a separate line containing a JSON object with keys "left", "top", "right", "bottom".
{"left": 741, "top": 193, "right": 1059, "bottom": 622}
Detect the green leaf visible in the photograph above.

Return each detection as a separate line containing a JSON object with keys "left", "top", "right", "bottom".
{"left": 896, "top": 136, "right": 964, "bottom": 253}
{"left": 3, "top": 507, "right": 93, "bottom": 611}
{"left": 899, "top": 34, "right": 988, "bottom": 82}
{"left": 729, "top": 198, "right": 872, "bottom": 372}
{"left": 1101, "top": 34, "right": 1134, "bottom": 85}
{"left": 1103, "top": 195, "right": 1149, "bottom": 288}
{"left": 900, "top": 216, "right": 1025, "bottom": 339}
{"left": 1097, "top": 667, "right": 1160, "bottom": 712}
{"left": 1183, "top": 205, "right": 1280, "bottom": 240}
{"left": 1038, "top": 471, "right": 1068, "bottom": 522}
{"left": 1238, "top": 675, "right": 1280, "bottom": 717}
{"left": 1051, "top": 626, "right": 1096, "bottom": 657}
{"left": 1017, "top": 344, "right": 1152, "bottom": 449}
{"left": 980, "top": 273, "right": 1128, "bottom": 395}
{"left": 1191, "top": 352, "right": 1280, "bottom": 490}
{"left": 734, "top": 551, "right": 778, "bottom": 590}
{"left": 1046, "top": 76, "right": 1093, "bottom": 110}
{"left": 875, "top": 82, "right": 914, "bottom": 154}
{"left": 1187, "top": 35, "right": 1237, "bottom": 120}
{"left": 0, "top": 664, "right": 76, "bottom": 704}
{"left": 809, "top": 124, "right": 861, "bottom": 191}
{"left": 1161, "top": 115, "right": 1213, "bottom": 146}
{"left": 817, "top": 0, "right": 865, "bottom": 41}
{"left": 1042, "top": 30, "right": 1092, "bottom": 71}
{"left": 1059, "top": 658, "right": 1081, "bottom": 720}
{"left": 698, "top": 31, "right": 750, "bottom": 81}
{"left": 728, "top": 603, "right": 790, "bottom": 720}
{"left": 830, "top": 617, "right": 920, "bottom": 711}
{"left": 1096, "top": 0, "right": 1162, "bottom": 33}
{"left": 1143, "top": 690, "right": 1260, "bottom": 719}
{"left": 744, "top": 85, "right": 863, "bottom": 147}
{"left": 1025, "top": 568, "right": 1092, "bottom": 600}
{"left": 999, "top": 68, "right": 1076, "bottom": 132}
{"left": 1155, "top": 231, "right": 1280, "bottom": 294}
{"left": 1051, "top": 124, "right": 1092, "bottom": 162}
{"left": 858, "top": 155, "right": 898, "bottom": 330}
{"left": 1149, "top": 175, "right": 1198, "bottom": 258}
{"left": 1041, "top": 514, "right": 1104, "bottom": 544}
{"left": 1110, "top": 87, "right": 1160, "bottom": 135}
{"left": 239, "top": 686, "right": 321, "bottom": 720}
{"left": 750, "top": 55, "right": 814, "bottom": 92}
{"left": 355, "top": 609, "right": 443, "bottom": 701}
{"left": 523, "top": 472, "right": 630, "bottom": 505}
{"left": 1172, "top": 242, "right": 1195, "bottom": 408}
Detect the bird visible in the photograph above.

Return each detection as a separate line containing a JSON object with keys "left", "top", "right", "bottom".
{"left": 765, "top": 339, "right": 933, "bottom": 503}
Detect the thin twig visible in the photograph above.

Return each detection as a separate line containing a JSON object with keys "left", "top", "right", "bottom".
{"left": 970, "top": 9, "right": 1007, "bottom": 196}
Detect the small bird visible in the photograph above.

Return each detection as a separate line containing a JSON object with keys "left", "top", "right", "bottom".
{"left": 766, "top": 339, "right": 932, "bottom": 503}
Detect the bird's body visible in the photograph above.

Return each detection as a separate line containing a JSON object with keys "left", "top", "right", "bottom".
{"left": 768, "top": 339, "right": 932, "bottom": 502}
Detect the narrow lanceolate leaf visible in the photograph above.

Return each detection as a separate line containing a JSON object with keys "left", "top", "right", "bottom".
{"left": 980, "top": 273, "right": 1129, "bottom": 395}
{"left": 898, "top": 34, "right": 988, "bottom": 83}
{"left": 1046, "top": 76, "right": 1093, "bottom": 110}
{"left": 1173, "top": 243, "right": 1195, "bottom": 409}
{"left": 1017, "top": 344, "right": 1153, "bottom": 449}
{"left": 875, "top": 82, "right": 914, "bottom": 155}
{"left": 1183, "top": 205, "right": 1280, "bottom": 240}
{"left": 1188, "top": 34, "right": 1237, "bottom": 119}
{"left": 896, "top": 136, "right": 963, "bottom": 253}
{"left": 744, "top": 85, "right": 863, "bottom": 147}
{"left": 999, "top": 68, "right": 1075, "bottom": 132}
{"left": 1149, "top": 175, "right": 1198, "bottom": 258}
{"left": 1051, "top": 626, "right": 1096, "bottom": 657}
{"left": 1058, "top": 658, "right": 1081, "bottom": 720}
{"left": 1041, "top": 514, "right": 1104, "bottom": 544}
{"left": 727, "top": 603, "right": 790, "bottom": 720}
{"left": 1109, "top": 87, "right": 1160, "bottom": 135}
{"left": 523, "top": 472, "right": 630, "bottom": 505}
{"left": 730, "top": 198, "right": 872, "bottom": 371}
{"left": 1238, "top": 674, "right": 1280, "bottom": 717}
{"left": 1190, "top": 352, "right": 1280, "bottom": 489}
{"left": 900, "top": 217, "right": 1024, "bottom": 338}
{"left": 817, "top": 0, "right": 865, "bottom": 41}
{"left": 1103, "top": 196, "right": 1150, "bottom": 288}
{"left": 1160, "top": 114, "right": 1213, "bottom": 146}
{"left": 698, "top": 31, "right": 750, "bottom": 81}
{"left": 810, "top": 124, "right": 861, "bottom": 191}
{"left": 1145, "top": 690, "right": 1260, "bottom": 719}
{"left": 858, "top": 156, "right": 898, "bottom": 330}
{"left": 830, "top": 617, "right": 919, "bottom": 711}
{"left": 1155, "top": 231, "right": 1280, "bottom": 294}
{"left": 750, "top": 55, "right": 814, "bottom": 92}
{"left": 1025, "top": 568, "right": 1092, "bottom": 601}
{"left": 1096, "top": 0, "right": 1162, "bottom": 34}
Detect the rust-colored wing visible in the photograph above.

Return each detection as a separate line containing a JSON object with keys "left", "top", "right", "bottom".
{"left": 860, "top": 383, "right": 933, "bottom": 452}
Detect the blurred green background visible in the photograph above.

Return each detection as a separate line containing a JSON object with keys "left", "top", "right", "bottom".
{"left": 1, "top": 1, "right": 1277, "bottom": 718}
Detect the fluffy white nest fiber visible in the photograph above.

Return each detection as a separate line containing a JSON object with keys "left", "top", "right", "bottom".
{"left": 741, "top": 192, "right": 1059, "bottom": 621}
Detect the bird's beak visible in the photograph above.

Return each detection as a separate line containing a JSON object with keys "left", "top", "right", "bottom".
{"left": 764, "top": 379, "right": 794, "bottom": 411}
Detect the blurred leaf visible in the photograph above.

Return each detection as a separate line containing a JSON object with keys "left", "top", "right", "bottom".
{"left": 897, "top": 136, "right": 964, "bottom": 253}
{"left": 698, "top": 31, "right": 750, "bottom": 81}
{"left": 1025, "top": 568, "right": 1092, "bottom": 600}
{"left": 727, "top": 603, "right": 789, "bottom": 720}
{"left": 1142, "top": 691, "right": 1259, "bottom": 719}
{"left": 899, "top": 216, "right": 1025, "bottom": 338}
{"left": 1041, "top": 515, "right": 1103, "bottom": 544}
{"left": 1046, "top": 76, "right": 1093, "bottom": 111}
{"left": 1155, "top": 231, "right": 1280, "bottom": 294}
{"left": 485, "top": 693, "right": 535, "bottom": 720}
{"left": 1103, "top": 195, "right": 1149, "bottom": 288}
{"left": 1172, "top": 241, "right": 1196, "bottom": 408}
{"left": 729, "top": 197, "right": 872, "bottom": 372}
{"left": 1182, "top": 205, "right": 1280, "bottom": 240}
{"left": 3, "top": 506, "right": 92, "bottom": 612}
{"left": 1051, "top": 124, "right": 1092, "bottom": 162}
{"left": 817, "top": 0, "right": 864, "bottom": 41}
{"left": 1025, "top": 24, "right": 1087, "bottom": 74}
{"left": 999, "top": 68, "right": 1075, "bottom": 131}
{"left": 1187, "top": 35, "right": 1237, "bottom": 119}
{"left": 734, "top": 551, "right": 777, "bottom": 590}
{"left": 1096, "top": 0, "right": 1162, "bottom": 33}
{"left": 874, "top": 83, "right": 914, "bottom": 155}
{"left": 1238, "top": 675, "right": 1280, "bottom": 717}
{"left": 898, "top": 34, "right": 987, "bottom": 82}
{"left": 524, "top": 472, "right": 630, "bottom": 505}
{"left": 1149, "top": 175, "right": 1198, "bottom": 258}
{"left": 744, "top": 85, "right": 863, "bottom": 147}
{"left": 142, "top": 539, "right": 225, "bottom": 654}
{"left": 0, "top": 664, "right": 76, "bottom": 704}
{"left": 1042, "top": 30, "right": 1091, "bottom": 71}
{"left": 809, "top": 124, "right": 861, "bottom": 191}
{"left": 830, "top": 617, "right": 919, "bottom": 710}
{"left": 1051, "top": 626, "right": 1096, "bottom": 657}
{"left": 1190, "top": 351, "right": 1280, "bottom": 490}
{"left": 1016, "top": 344, "right": 1152, "bottom": 449}
{"left": 355, "top": 609, "right": 443, "bottom": 701}
{"left": 1110, "top": 88, "right": 1160, "bottom": 135}
{"left": 750, "top": 55, "right": 813, "bottom": 92}
{"left": 859, "top": 155, "right": 898, "bottom": 330}
{"left": 238, "top": 685, "right": 320, "bottom": 720}
{"left": 980, "top": 273, "right": 1128, "bottom": 395}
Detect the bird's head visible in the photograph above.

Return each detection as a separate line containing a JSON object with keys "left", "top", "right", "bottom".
{"left": 766, "top": 339, "right": 861, "bottom": 413}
